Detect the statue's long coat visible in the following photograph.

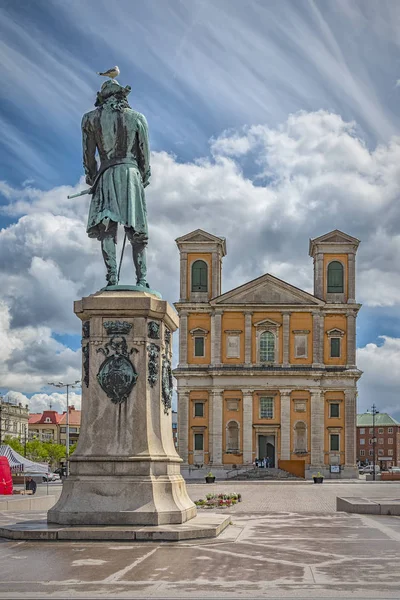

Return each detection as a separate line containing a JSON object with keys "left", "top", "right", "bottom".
{"left": 82, "top": 102, "right": 151, "bottom": 238}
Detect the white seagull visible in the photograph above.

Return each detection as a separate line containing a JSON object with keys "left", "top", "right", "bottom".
{"left": 97, "top": 66, "right": 120, "bottom": 79}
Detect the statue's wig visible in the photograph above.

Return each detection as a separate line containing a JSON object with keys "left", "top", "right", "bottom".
{"left": 95, "top": 80, "right": 132, "bottom": 110}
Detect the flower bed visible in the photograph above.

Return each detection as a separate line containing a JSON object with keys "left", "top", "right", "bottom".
{"left": 194, "top": 492, "right": 242, "bottom": 508}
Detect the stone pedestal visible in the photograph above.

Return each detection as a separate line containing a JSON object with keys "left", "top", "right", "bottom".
{"left": 48, "top": 290, "right": 196, "bottom": 526}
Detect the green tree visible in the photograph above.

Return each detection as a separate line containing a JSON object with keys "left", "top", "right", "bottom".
{"left": 69, "top": 442, "right": 77, "bottom": 455}
{"left": 25, "top": 439, "right": 48, "bottom": 463}
{"left": 42, "top": 442, "right": 66, "bottom": 468}
{"left": 2, "top": 436, "right": 24, "bottom": 455}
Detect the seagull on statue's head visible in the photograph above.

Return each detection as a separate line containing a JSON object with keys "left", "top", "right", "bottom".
{"left": 97, "top": 66, "right": 120, "bottom": 79}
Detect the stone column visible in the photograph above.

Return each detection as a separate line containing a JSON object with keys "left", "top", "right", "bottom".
{"left": 180, "top": 252, "right": 188, "bottom": 301}
{"left": 177, "top": 390, "right": 190, "bottom": 464}
{"left": 179, "top": 311, "right": 188, "bottom": 366}
{"left": 344, "top": 389, "right": 357, "bottom": 467}
{"left": 314, "top": 252, "right": 324, "bottom": 299}
{"left": 244, "top": 312, "right": 252, "bottom": 365}
{"left": 310, "top": 390, "right": 324, "bottom": 467}
{"left": 242, "top": 390, "right": 253, "bottom": 464}
{"left": 346, "top": 311, "right": 356, "bottom": 368}
{"left": 211, "top": 311, "right": 222, "bottom": 365}
{"left": 280, "top": 390, "right": 291, "bottom": 460}
{"left": 347, "top": 252, "right": 356, "bottom": 303}
{"left": 282, "top": 312, "right": 291, "bottom": 367}
{"left": 312, "top": 312, "right": 324, "bottom": 367}
{"left": 211, "top": 390, "right": 223, "bottom": 465}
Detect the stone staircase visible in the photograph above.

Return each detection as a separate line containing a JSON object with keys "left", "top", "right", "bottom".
{"left": 229, "top": 467, "right": 302, "bottom": 480}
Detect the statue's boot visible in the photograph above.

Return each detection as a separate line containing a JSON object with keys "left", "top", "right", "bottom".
{"left": 132, "top": 243, "right": 149, "bottom": 288}
{"left": 101, "top": 236, "right": 118, "bottom": 286}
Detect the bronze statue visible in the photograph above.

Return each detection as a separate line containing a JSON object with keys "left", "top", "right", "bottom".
{"left": 80, "top": 76, "right": 151, "bottom": 288}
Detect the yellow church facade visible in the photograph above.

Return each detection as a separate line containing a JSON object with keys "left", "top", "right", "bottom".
{"left": 173, "top": 229, "right": 361, "bottom": 479}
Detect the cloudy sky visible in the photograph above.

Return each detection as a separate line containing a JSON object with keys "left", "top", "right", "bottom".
{"left": 1, "top": 0, "right": 400, "bottom": 417}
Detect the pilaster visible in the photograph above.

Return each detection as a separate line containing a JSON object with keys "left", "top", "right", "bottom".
{"left": 347, "top": 252, "right": 356, "bottom": 303}
{"left": 211, "top": 310, "right": 222, "bottom": 365}
{"left": 314, "top": 252, "right": 324, "bottom": 299}
{"left": 280, "top": 390, "right": 291, "bottom": 460}
{"left": 310, "top": 390, "right": 324, "bottom": 467}
{"left": 346, "top": 311, "right": 356, "bottom": 367}
{"left": 211, "top": 252, "right": 219, "bottom": 298}
{"left": 179, "top": 311, "right": 188, "bottom": 366}
{"left": 242, "top": 390, "right": 253, "bottom": 464}
{"left": 180, "top": 252, "right": 188, "bottom": 301}
{"left": 211, "top": 390, "right": 223, "bottom": 465}
{"left": 282, "top": 312, "right": 291, "bottom": 367}
{"left": 244, "top": 312, "right": 253, "bottom": 365}
{"left": 344, "top": 389, "right": 357, "bottom": 467}
{"left": 177, "top": 390, "right": 190, "bottom": 464}
{"left": 312, "top": 311, "right": 324, "bottom": 367}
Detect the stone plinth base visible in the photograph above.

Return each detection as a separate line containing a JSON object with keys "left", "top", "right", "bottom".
{"left": 1, "top": 514, "right": 231, "bottom": 542}
{"left": 337, "top": 497, "right": 400, "bottom": 515}
{"left": 48, "top": 290, "right": 196, "bottom": 526}
{"left": 48, "top": 473, "right": 196, "bottom": 525}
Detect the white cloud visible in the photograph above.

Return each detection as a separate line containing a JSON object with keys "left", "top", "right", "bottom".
{"left": 0, "top": 302, "right": 81, "bottom": 392}
{"left": 357, "top": 337, "right": 400, "bottom": 418}
{"left": 1, "top": 109, "right": 400, "bottom": 413}
{"left": 4, "top": 390, "right": 81, "bottom": 414}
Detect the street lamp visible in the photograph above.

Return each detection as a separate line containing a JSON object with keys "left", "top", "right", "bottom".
{"left": 48, "top": 380, "right": 81, "bottom": 476}
{"left": 368, "top": 404, "right": 379, "bottom": 481}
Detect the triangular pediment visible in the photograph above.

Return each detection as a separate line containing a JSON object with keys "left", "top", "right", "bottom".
{"left": 176, "top": 228, "right": 226, "bottom": 244}
{"left": 312, "top": 229, "right": 360, "bottom": 245}
{"left": 309, "top": 230, "right": 360, "bottom": 257}
{"left": 212, "top": 273, "right": 323, "bottom": 306}
{"left": 254, "top": 318, "right": 281, "bottom": 328}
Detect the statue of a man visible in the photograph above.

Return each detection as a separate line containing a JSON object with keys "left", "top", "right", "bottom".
{"left": 82, "top": 79, "right": 151, "bottom": 288}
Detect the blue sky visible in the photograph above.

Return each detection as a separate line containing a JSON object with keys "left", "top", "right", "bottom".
{"left": 1, "top": 0, "right": 400, "bottom": 416}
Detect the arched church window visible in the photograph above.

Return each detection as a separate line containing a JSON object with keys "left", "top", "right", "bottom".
{"left": 294, "top": 421, "right": 307, "bottom": 454}
{"left": 327, "top": 261, "right": 344, "bottom": 293}
{"left": 191, "top": 260, "right": 208, "bottom": 292}
{"left": 226, "top": 421, "right": 239, "bottom": 452}
{"left": 260, "top": 331, "right": 275, "bottom": 362}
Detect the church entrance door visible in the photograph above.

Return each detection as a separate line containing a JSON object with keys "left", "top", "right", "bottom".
{"left": 258, "top": 435, "right": 275, "bottom": 467}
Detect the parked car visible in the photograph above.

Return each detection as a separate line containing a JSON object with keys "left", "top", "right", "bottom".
{"left": 359, "top": 465, "right": 380, "bottom": 474}
{"left": 388, "top": 467, "right": 400, "bottom": 473}
{"left": 42, "top": 472, "right": 61, "bottom": 482}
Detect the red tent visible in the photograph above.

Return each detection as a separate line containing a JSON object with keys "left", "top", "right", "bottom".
{"left": 0, "top": 456, "right": 13, "bottom": 495}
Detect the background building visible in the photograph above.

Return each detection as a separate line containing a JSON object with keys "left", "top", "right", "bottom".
{"left": 174, "top": 229, "right": 361, "bottom": 478}
{"left": 172, "top": 410, "right": 178, "bottom": 450}
{"left": 0, "top": 396, "right": 29, "bottom": 443}
{"left": 357, "top": 413, "right": 400, "bottom": 469}
{"left": 28, "top": 411, "right": 60, "bottom": 442}
{"left": 58, "top": 406, "right": 81, "bottom": 448}
{"left": 28, "top": 406, "right": 81, "bottom": 447}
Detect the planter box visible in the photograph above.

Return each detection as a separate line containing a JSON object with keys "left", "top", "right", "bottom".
{"left": 313, "top": 477, "right": 324, "bottom": 484}
{"left": 205, "top": 477, "right": 215, "bottom": 484}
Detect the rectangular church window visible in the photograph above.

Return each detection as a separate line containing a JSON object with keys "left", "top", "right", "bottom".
{"left": 194, "top": 433, "right": 204, "bottom": 451}
{"left": 330, "top": 338, "right": 340, "bottom": 358}
{"left": 260, "top": 397, "right": 274, "bottom": 419}
{"left": 194, "top": 402, "right": 204, "bottom": 417}
{"left": 330, "top": 434, "right": 340, "bottom": 452}
{"left": 194, "top": 337, "right": 205, "bottom": 357}
{"left": 329, "top": 403, "right": 340, "bottom": 418}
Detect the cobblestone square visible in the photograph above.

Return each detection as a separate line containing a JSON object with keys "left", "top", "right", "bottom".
{"left": 1, "top": 482, "right": 400, "bottom": 598}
